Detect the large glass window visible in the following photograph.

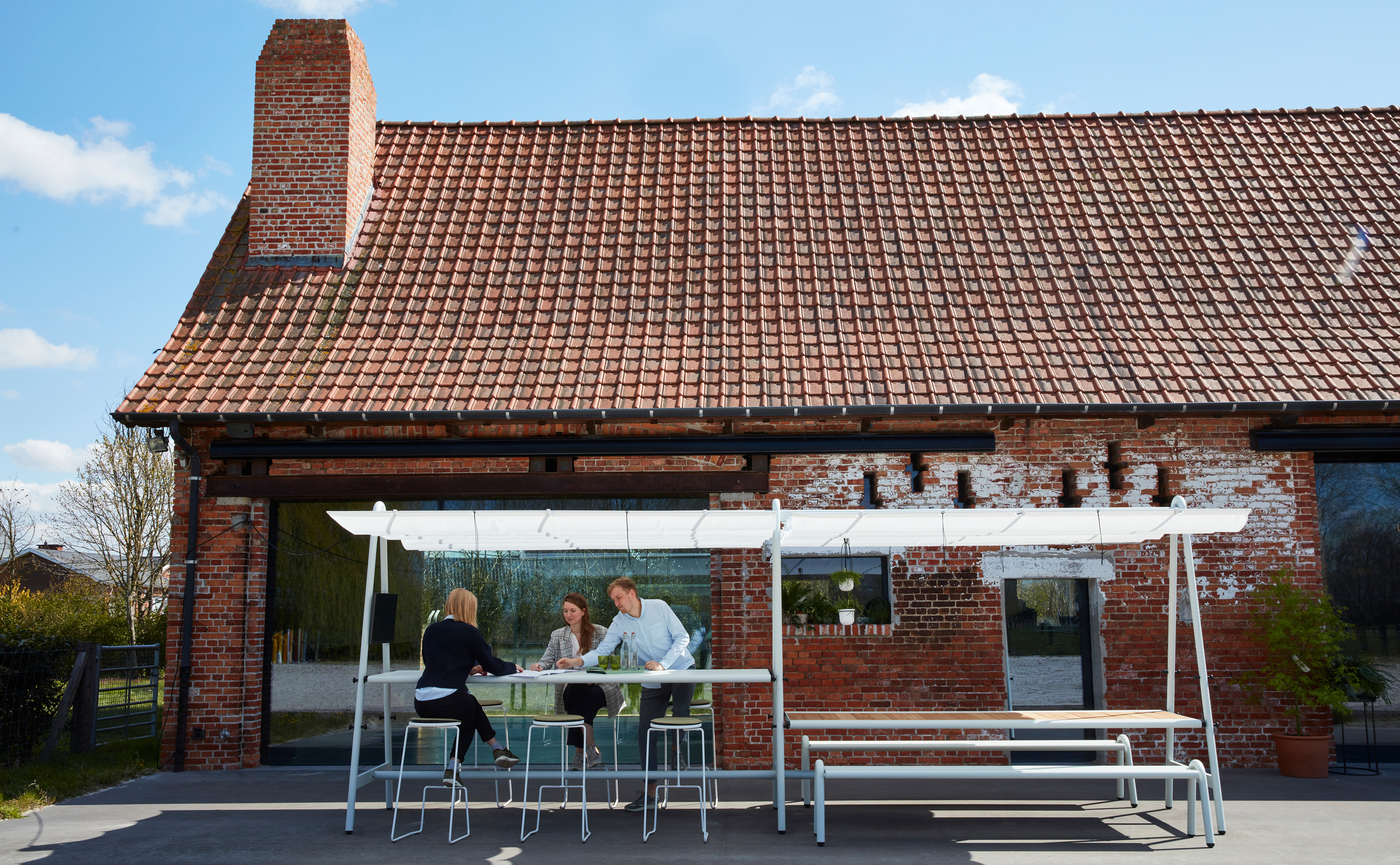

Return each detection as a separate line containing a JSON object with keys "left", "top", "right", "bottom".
{"left": 1316, "top": 462, "right": 1400, "bottom": 655}
{"left": 265, "top": 497, "right": 710, "bottom": 765}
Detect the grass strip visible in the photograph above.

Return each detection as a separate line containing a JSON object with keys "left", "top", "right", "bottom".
{"left": 0, "top": 736, "right": 160, "bottom": 819}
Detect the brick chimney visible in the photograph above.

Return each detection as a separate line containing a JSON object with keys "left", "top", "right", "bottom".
{"left": 248, "top": 19, "right": 376, "bottom": 268}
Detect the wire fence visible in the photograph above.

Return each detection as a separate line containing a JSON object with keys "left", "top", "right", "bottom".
{"left": 0, "top": 637, "right": 78, "bottom": 764}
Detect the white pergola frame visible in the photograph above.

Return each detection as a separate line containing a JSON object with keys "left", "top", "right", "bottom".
{"left": 335, "top": 497, "right": 1247, "bottom": 836}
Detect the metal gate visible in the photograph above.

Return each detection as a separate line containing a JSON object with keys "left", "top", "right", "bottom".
{"left": 94, "top": 644, "right": 161, "bottom": 746}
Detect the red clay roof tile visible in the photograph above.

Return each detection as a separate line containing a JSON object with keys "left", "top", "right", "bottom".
{"left": 121, "top": 110, "right": 1400, "bottom": 416}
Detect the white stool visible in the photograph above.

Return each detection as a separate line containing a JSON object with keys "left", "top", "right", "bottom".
{"left": 520, "top": 714, "right": 590, "bottom": 842}
{"left": 391, "top": 717, "right": 469, "bottom": 843}
{"left": 471, "top": 697, "right": 513, "bottom": 806}
{"left": 643, "top": 716, "right": 708, "bottom": 843}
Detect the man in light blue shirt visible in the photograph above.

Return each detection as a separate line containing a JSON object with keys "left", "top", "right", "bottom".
{"left": 557, "top": 576, "right": 694, "bottom": 812}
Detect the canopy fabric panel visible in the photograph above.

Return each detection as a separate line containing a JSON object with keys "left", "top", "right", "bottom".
{"left": 327, "top": 506, "right": 1250, "bottom": 552}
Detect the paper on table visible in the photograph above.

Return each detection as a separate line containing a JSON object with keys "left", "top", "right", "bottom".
{"left": 514, "top": 668, "right": 571, "bottom": 679}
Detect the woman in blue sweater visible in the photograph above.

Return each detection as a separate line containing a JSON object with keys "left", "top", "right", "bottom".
{"left": 415, "top": 588, "right": 521, "bottom": 776}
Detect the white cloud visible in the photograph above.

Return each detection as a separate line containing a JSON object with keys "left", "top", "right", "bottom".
{"left": 766, "top": 66, "right": 842, "bottom": 116}
{"left": 0, "top": 302, "right": 12, "bottom": 313}
{"left": 4, "top": 440, "right": 94, "bottom": 473}
{"left": 252, "top": 0, "right": 382, "bottom": 14}
{"left": 894, "top": 73, "right": 1022, "bottom": 118}
{"left": 88, "top": 116, "right": 133, "bottom": 138}
{"left": 2, "top": 390, "right": 18, "bottom": 399}
{"left": 0, "top": 328, "right": 97, "bottom": 370}
{"left": 0, "top": 479, "right": 67, "bottom": 516}
{"left": 0, "top": 114, "right": 227, "bottom": 227}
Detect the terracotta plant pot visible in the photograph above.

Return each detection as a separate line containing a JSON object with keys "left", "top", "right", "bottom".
{"left": 1271, "top": 733, "right": 1331, "bottom": 778}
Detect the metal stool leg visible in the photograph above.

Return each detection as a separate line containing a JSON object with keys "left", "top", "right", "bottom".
{"left": 521, "top": 720, "right": 589, "bottom": 843}
{"left": 393, "top": 722, "right": 467, "bottom": 843}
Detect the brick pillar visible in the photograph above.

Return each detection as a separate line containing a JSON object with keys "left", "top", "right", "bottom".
{"left": 161, "top": 468, "right": 270, "bottom": 770}
{"left": 249, "top": 18, "right": 376, "bottom": 268}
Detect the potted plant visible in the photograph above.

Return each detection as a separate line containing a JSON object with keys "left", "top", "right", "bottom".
{"left": 781, "top": 580, "right": 811, "bottom": 625}
{"left": 1236, "top": 570, "right": 1353, "bottom": 777}
{"left": 830, "top": 563, "right": 863, "bottom": 626}
{"left": 1329, "top": 652, "right": 1395, "bottom": 723}
{"left": 834, "top": 592, "right": 860, "bottom": 625}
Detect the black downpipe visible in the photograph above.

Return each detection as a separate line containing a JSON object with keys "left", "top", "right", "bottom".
{"left": 169, "top": 422, "right": 201, "bottom": 772}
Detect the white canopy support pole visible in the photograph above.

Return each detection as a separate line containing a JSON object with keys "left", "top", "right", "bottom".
{"left": 1164, "top": 531, "right": 1179, "bottom": 808}
{"left": 1183, "top": 532, "right": 1227, "bottom": 834}
{"left": 771, "top": 499, "right": 786, "bottom": 833}
{"left": 379, "top": 534, "right": 392, "bottom": 808}
{"left": 343, "top": 502, "right": 385, "bottom": 833}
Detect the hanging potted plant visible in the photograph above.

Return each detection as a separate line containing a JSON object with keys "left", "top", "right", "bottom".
{"left": 1236, "top": 570, "right": 1353, "bottom": 778}
{"left": 831, "top": 538, "right": 861, "bottom": 626}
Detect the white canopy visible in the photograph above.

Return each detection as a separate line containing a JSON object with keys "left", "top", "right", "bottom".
{"left": 327, "top": 505, "right": 1249, "bottom": 552}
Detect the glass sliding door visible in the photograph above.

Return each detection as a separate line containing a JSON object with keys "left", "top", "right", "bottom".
{"left": 263, "top": 496, "right": 710, "bottom": 766}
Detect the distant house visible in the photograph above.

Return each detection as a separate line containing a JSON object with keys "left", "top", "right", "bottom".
{"left": 2, "top": 544, "right": 168, "bottom": 609}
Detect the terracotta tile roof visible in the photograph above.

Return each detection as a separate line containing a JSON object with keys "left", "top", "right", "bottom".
{"left": 120, "top": 108, "right": 1400, "bottom": 418}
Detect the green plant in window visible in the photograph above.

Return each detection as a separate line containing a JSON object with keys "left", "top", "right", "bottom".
{"left": 781, "top": 580, "right": 813, "bottom": 617}
{"left": 805, "top": 592, "right": 839, "bottom": 625}
{"left": 833, "top": 592, "right": 860, "bottom": 611}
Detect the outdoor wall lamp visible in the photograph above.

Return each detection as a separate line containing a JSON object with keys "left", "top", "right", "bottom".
{"left": 145, "top": 430, "right": 169, "bottom": 454}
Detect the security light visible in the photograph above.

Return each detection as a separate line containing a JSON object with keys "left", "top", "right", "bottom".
{"left": 145, "top": 430, "right": 169, "bottom": 454}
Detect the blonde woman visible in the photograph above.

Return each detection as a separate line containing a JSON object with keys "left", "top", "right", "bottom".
{"left": 531, "top": 592, "right": 623, "bottom": 769}
{"left": 414, "top": 588, "right": 522, "bottom": 778}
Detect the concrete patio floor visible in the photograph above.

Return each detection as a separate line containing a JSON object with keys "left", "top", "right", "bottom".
{"left": 2, "top": 766, "right": 1396, "bottom": 864}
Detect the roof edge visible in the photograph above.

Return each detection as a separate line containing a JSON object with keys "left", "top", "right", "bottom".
{"left": 376, "top": 105, "right": 1400, "bottom": 129}
{"left": 111, "top": 400, "right": 1400, "bottom": 428}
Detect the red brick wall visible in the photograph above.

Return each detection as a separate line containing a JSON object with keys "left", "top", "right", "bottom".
{"left": 160, "top": 414, "right": 1360, "bottom": 769}
{"left": 163, "top": 482, "right": 268, "bottom": 769}
{"left": 250, "top": 19, "right": 376, "bottom": 263}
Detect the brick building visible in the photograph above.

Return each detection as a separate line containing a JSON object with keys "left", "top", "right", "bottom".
{"left": 116, "top": 19, "right": 1400, "bottom": 771}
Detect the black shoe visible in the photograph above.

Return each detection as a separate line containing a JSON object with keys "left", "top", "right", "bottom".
{"left": 493, "top": 748, "right": 520, "bottom": 769}
{"left": 624, "top": 791, "right": 656, "bottom": 813}
{"left": 443, "top": 764, "right": 458, "bottom": 785}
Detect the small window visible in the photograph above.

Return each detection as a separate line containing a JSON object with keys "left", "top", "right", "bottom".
{"left": 862, "top": 473, "right": 881, "bottom": 508}
{"left": 781, "top": 555, "right": 891, "bottom": 624}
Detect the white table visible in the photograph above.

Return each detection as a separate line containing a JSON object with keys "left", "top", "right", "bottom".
{"left": 345, "top": 667, "right": 774, "bottom": 832}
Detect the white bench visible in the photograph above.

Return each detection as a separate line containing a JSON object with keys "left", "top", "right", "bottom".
{"left": 800, "top": 734, "right": 1141, "bottom": 807}
{"left": 811, "top": 758, "right": 1216, "bottom": 847}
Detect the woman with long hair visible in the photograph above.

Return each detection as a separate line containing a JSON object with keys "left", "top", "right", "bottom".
{"left": 531, "top": 592, "right": 623, "bottom": 768}
{"left": 415, "top": 588, "right": 522, "bottom": 780}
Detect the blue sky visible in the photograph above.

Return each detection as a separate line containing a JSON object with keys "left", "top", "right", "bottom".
{"left": 2, "top": 0, "right": 1399, "bottom": 531}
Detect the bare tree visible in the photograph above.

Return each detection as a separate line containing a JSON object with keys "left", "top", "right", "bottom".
{"left": 0, "top": 478, "right": 37, "bottom": 586}
{"left": 53, "top": 418, "right": 173, "bottom": 643}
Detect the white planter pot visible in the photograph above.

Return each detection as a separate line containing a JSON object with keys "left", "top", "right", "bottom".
{"left": 838, "top": 609, "right": 856, "bottom": 626}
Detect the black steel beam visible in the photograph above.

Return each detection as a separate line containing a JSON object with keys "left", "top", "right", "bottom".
{"left": 208, "top": 433, "right": 994, "bottom": 461}
{"left": 1251, "top": 428, "right": 1400, "bottom": 453}
{"left": 207, "top": 471, "right": 770, "bottom": 499}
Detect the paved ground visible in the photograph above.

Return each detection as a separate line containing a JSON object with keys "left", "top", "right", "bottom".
{"left": 2, "top": 765, "right": 1397, "bottom": 864}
